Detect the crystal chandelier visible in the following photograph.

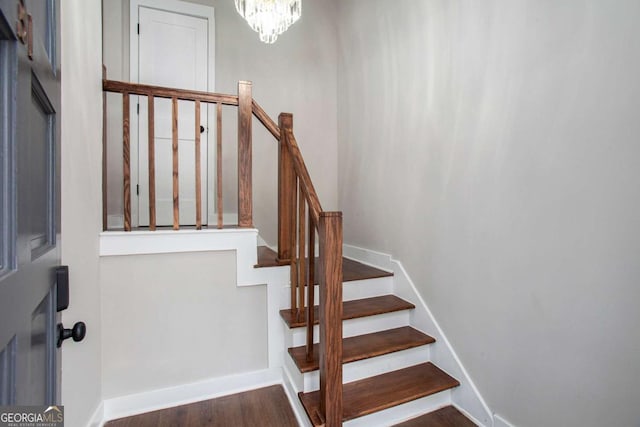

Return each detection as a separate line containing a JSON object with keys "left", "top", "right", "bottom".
{"left": 235, "top": 0, "right": 302, "bottom": 44}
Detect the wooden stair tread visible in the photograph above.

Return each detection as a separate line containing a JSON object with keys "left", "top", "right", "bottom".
{"left": 342, "top": 257, "right": 394, "bottom": 282}
{"left": 393, "top": 406, "right": 477, "bottom": 427}
{"left": 299, "top": 362, "right": 460, "bottom": 426}
{"left": 255, "top": 246, "right": 393, "bottom": 281}
{"left": 280, "top": 295, "right": 414, "bottom": 328}
{"left": 289, "top": 326, "right": 435, "bottom": 373}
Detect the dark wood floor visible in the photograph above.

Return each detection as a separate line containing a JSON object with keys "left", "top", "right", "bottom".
{"left": 104, "top": 385, "right": 298, "bottom": 427}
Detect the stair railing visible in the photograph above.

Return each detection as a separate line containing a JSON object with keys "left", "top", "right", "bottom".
{"left": 252, "top": 106, "right": 344, "bottom": 426}
{"left": 102, "top": 76, "right": 344, "bottom": 426}
{"left": 280, "top": 114, "right": 344, "bottom": 426}
{"left": 102, "top": 75, "right": 253, "bottom": 231}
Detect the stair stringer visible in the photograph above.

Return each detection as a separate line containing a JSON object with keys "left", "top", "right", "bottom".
{"left": 343, "top": 244, "right": 494, "bottom": 427}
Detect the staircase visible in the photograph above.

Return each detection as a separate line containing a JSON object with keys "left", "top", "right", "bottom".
{"left": 102, "top": 76, "right": 484, "bottom": 426}
{"left": 260, "top": 247, "right": 477, "bottom": 426}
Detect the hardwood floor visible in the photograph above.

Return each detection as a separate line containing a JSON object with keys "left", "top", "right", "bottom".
{"left": 104, "top": 385, "right": 298, "bottom": 427}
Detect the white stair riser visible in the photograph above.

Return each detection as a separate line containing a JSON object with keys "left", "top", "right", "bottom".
{"left": 343, "top": 277, "right": 394, "bottom": 302}
{"left": 344, "top": 389, "right": 452, "bottom": 427}
{"left": 279, "top": 276, "right": 393, "bottom": 309}
{"left": 290, "top": 310, "right": 411, "bottom": 347}
{"left": 300, "top": 345, "right": 431, "bottom": 392}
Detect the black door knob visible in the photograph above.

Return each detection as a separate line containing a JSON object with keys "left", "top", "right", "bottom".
{"left": 200, "top": 125, "right": 205, "bottom": 133}
{"left": 57, "top": 322, "right": 86, "bottom": 347}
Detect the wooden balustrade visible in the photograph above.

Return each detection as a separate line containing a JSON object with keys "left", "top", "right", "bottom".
{"left": 216, "top": 102, "right": 223, "bottom": 229}
{"left": 122, "top": 92, "right": 131, "bottom": 231}
{"left": 195, "top": 100, "right": 202, "bottom": 229}
{"left": 102, "top": 78, "right": 251, "bottom": 231}
{"left": 279, "top": 116, "right": 344, "bottom": 426}
{"left": 147, "top": 95, "right": 156, "bottom": 230}
{"left": 102, "top": 76, "right": 344, "bottom": 426}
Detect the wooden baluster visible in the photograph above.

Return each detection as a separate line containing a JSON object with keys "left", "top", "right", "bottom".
{"left": 306, "top": 215, "right": 315, "bottom": 362}
{"left": 195, "top": 100, "right": 202, "bottom": 229}
{"left": 172, "top": 96, "right": 179, "bottom": 229}
{"left": 122, "top": 92, "right": 131, "bottom": 231}
{"left": 237, "top": 81, "right": 252, "bottom": 228}
{"left": 148, "top": 95, "right": 156, "bottom": 230}
{"left": 217, "top": 103, "right": 223, "bottom": 229}
{"left": 277, "top": 113, "right": 294, "bottom": 262}
{"left": 102, "top": 66, "right": 108, "bottom": 231}
{"left": 289, "top": 178, "right": 299, "bottom": 313}
{"left": 318, "top": 212, "right": 343, "bottom": 427}
{"left": 298, "top": 187, "right": 306, "bottom": 323}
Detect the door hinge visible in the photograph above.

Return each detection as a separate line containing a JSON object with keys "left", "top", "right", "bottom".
{"left": 137, "top": 23, "right": 140, "bottom": 34}
{"left": 137, "top": 103, "right": 139, "bottom": 115}
{"left": 136, "top": 184, "right": 139, "bottom": 195}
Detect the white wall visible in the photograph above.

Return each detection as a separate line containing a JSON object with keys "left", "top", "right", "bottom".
{"left": 102, "top": 0, "right": 339, "bottom": 245}
{"left": 337, "top": 1, "right": 640, "bottom": 426}
{"left": 100, "top": 251, "right": 267, "bottom": 398}
{"left": 60, "top": 1, "right": 104, "bottom": 426}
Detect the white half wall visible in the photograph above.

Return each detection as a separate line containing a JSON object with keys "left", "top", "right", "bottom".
{"left": 60, "top": 1, "right": 104, "bottom": 426}
{"left": 100, "top": 250, "right": 268, "bottom": 399}
{"left": 337, "top": 1, "right": 640, "bottom": 426}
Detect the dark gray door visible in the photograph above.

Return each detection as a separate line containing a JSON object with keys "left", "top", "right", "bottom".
{"left": 0, "top": 0, "right": 61, "bottom": 405}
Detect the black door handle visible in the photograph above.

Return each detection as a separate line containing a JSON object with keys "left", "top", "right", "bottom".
{"left": 200, "top": 125, "right": 205, "bottom": 133}
{"left": 57, "top": 322, "right": 86, "bottom": 347}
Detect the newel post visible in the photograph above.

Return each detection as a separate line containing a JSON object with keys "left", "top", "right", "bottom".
{"left": 102, "top": 65, "right": 108, "bottom": 231}
{"left": 237, "top": 81, "right": 253, "bottom": 227}
{"left": 318, "top": 212, "right": 343, "bottom": 427}
{"left": 277, "top": 113, "right": 294, "bottom": 262}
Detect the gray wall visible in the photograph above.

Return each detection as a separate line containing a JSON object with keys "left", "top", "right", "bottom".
{"left": 60, "top": 1, "right": 103, "bottom": 425}
{"left": 100, "top": 251, "right": 267, "bottom": 398}
{"left": 337, "top": 1, "right": 640, "bottom": 426}
{"left": 103, "top": 0, "right": 338, "bottom": 245}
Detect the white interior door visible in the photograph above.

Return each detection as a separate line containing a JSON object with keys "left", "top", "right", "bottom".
{"left": 136, "top": 6, "right": 209, "bottom": 226}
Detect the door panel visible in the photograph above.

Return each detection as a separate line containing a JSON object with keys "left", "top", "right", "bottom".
{"left": 28, "top": 75, "right": 56, "bottom": 259}
{"left": 137, "top": 6, "right": 208, "bottom": 226}
{"left": 0, "top": 0, "right": 61, "bottom": 406}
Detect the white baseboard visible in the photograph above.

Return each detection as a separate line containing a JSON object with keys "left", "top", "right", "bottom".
{"left": 101, "top": 368, "right": 283, "bottom": 425}
{"left": 343, "top": 244, "right": 494, "bottom": 427}
{"left": 453, "top": 403, "right": 490, "bottom": 427}
{"left": 282, "top": 364, "right": 312, "bottom": 427}
{"left": 494, "top": 413, "right": 517, "bottom": 427}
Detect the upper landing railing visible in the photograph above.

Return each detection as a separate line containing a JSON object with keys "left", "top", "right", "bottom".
{"left": 102, "top": 74, "right": 344, "bottom": 426}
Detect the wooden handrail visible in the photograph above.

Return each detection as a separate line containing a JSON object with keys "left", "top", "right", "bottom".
{"left": 252, "top": 99, "right": 281, "bottom": 140}
{"left": 103, "top": 79, "right": 239, "bottom": 105}
{"left": 283, "top": 129, "right": 322, "bottom": 225}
